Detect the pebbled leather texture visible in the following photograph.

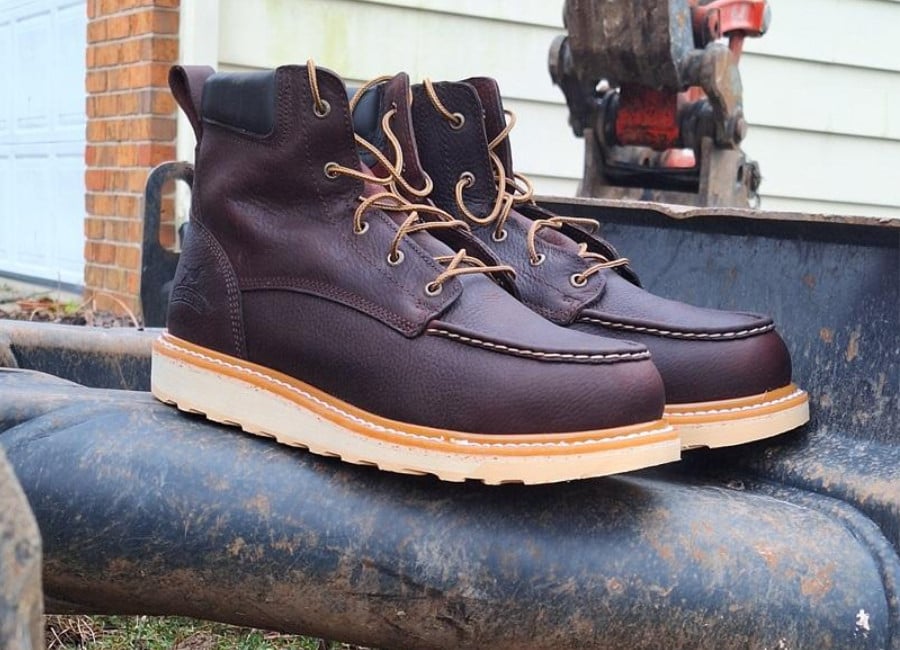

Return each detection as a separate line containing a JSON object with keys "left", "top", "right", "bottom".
{"left": 189, "top": 65, "right": 462, "bottom": 338}
{"left": 410, "top": 82, "right": 604, "bottom": 324}
{"left": 167, "top": 219, "right": 245, "bottom": 359}
{"left": 242, "top": 282, "right": 665, "bottom": 433}
{"left": 577, "top": 273, "right": 791, "bottom": 403}
{"left": 165, "top": 65, "right": 666, "bottom": 433}
{"left": 407, "top": 77, "right": 795, "bottom": 404}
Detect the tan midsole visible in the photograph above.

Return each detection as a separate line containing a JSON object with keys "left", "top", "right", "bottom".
{"left": 665, "top": 384, "right": 808, "bottom": 424}
{"left": 667, "top": 384, "right": 810, "bottom": 449}
{"left": 152, "top": 333, "right": 677, "bottom": 458}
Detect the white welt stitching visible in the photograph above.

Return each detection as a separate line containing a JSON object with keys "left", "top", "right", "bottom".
{"left": 666, "top": 389, "right": 806, "bottom": 417}
{"left": 425, "top": 328, "right": 650, "bottom": 361}
{"left": 159, "top": 338, "right": 671, "bottom": 449}
{"left": 580, "top": 317, "right": 775, "bottom": 340}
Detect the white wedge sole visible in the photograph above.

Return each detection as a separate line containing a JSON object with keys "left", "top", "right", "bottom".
{"left": 151, "top": 333, "right": 680, "bottom": 485}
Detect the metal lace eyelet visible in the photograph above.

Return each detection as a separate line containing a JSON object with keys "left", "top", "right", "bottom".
{"left": 354, "top": 221, "right": 369, "bottom": 235}
{"left": 529, "top": 253, "right": 546, "bottom": 267}
{"left": 387, "top": 250, "right": 405, "bottom": 266}
{"left": 425, "top": 282, "right": 443, "bottom": 297}
{"left": 324, "top": 162, "right": 339, "bottom": 179}
{"left": 459, "top": 171, "right": 475, "bottom": 187}
{"left": 570, "top": 273, "right": 588, "bottom": 288}
{"left": 491, "top": 228, "right": 508, "bottom": 243}
{"left": 314, "top": 100, "right": 331, "bottom": 118}
{"left": 450, "top": 112, "right": 465, "bottom": 130}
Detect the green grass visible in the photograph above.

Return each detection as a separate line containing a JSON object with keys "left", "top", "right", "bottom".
{"left": 45, "top": 616, "right": 374, "bottom": 650}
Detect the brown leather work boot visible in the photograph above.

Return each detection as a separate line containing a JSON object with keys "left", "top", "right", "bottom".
{"left": 351, "top": 74, "right": 808, "bottom": 450}
{"left": 150, "top": 63, "right": 677, "bottom": 484}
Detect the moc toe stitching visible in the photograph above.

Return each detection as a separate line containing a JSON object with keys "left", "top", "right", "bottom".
{"left": 579, "top": 316, "right": 776, "bottom": 341}
{"left": 425, "top": 327, "right": 651, "bottom": 364}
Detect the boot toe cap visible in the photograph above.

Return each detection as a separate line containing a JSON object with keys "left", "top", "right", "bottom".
{"left": 420, "top": 324, "right": 666, "bottom": 434}
{"left": 579, "top": 314, "right": 793, "bottom": 404}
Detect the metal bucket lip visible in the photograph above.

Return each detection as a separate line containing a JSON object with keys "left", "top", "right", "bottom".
{"left": 535, "top": 194, "right": 900, "bottom": 230}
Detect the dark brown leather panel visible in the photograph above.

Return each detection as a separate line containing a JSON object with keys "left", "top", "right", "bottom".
{"left": 186, "top": 65, "right": 462, "bottom": 337}
{"left": 410, "top": 82, "right": 497, "bottom": 216}
{"left": 432, "top": 274, "right": 649, "bottom": 359}
{"left": 380, "top": 73, "right": 431, "bottom": 192}
{"left": 410, "top": 81, "right": 605, "bottom": 323}
{"left": 463, "top": 76, "right": 513, "bottom": 176}
{"left": 168, "top": 65, "right": 214, "bottom": 141}
{"left": 572, "top": 322, "right": 792, "bottom": 403}
{"left": 167, "top": 220, "right": 246, "bottom": 359}
{"left": 366, "top": 75, "right": 517, "bottom": 290}
{"left": 518, "top": 201, "right": 643, "bottom": 286}
{"left": 241, "top": 289, "right": 664, "bottom": 433}
{"left": 584, "top": 272, "right": 773, "bottom": 335}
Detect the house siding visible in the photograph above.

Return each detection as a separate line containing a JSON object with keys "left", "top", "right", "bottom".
{"left": 184, "top": 0, "right": 900, "bottom": 218}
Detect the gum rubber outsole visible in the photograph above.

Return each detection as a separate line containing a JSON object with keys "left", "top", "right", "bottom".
{"left": 667, "top": 384, "right": 810, "bottom": 450}
{"left": 151, "top": 333, "right": 680, "bottom": 485}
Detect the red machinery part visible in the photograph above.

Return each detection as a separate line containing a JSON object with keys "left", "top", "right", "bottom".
{"left": 691, "top": 0, "right": 770, "bottom": 58}
{"left": 614, "top": 84, "right": 681, "bottom": 150}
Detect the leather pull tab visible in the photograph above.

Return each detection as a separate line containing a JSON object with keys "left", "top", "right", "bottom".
{"left": 169, "top": 65, "right": 215, "bottom": 141}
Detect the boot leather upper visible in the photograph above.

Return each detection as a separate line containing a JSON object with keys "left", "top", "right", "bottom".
{"left": 406, "top": 78, "right": 792, "bottom": 404}
{"left": 165, "top": 64, "right": 665, "bottom": 433}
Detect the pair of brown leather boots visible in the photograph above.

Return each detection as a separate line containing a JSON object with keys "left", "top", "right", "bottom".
{"left": 150, "top": 62, "right": 809, "bottom": 485}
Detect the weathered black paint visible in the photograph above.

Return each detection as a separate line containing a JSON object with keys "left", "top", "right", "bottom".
{"left": 141, "top": 161, "right": 192, "bottom": 328}
{"left": 1, "top": 369, "right": 897, "bottom": 650}
{"left": 538, "top": 197, "right": 900, "bottom": 555}
{"left": 0, "top": 320, "right": 156, "bottom": 390}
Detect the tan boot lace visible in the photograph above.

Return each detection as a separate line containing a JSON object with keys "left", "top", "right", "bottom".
{"left": 422, "top": 78, "right": 630, "bottom": 286}
{"left": 307, "top": 61, "right": 514, "bottom": 296}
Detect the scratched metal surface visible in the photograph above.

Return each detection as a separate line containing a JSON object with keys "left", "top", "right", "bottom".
{"left": 537, "top": 196, "right": 899, "bottom": 443}
{"left": 1, "top": 369, "right": 897, "bottom": 650}
{"left": 0, "top": 321, "right": 156, "bottom": 390}
{"left": 538, "top": 195, "right": 900, "bottom": 559}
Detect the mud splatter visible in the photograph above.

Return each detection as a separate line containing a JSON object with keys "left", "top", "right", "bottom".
{"left": 845, "top": 328, "right": 861, "bottom": 362}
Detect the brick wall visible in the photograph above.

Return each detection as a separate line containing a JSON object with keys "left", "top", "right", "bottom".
{"left": 84, "top": 0, "right": 180, "bottom": 316}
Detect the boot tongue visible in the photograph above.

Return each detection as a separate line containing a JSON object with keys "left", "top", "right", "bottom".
{"left": 455, "top": 80, "right": 629, "bottom": 273}
{"left": 380, "top": 73, "right": 430, "bottom": 193}
{"left": 463, "top": 77, "right": 514, "bottom": 178}
{"left": 458, "top": 79, "right": 581, "bottom": 252}
{"left": 350, "top": 73, "right": 429, "bottom": 199}
{"left": 353, "top": 77, "right": 512, "bottom": 276}
{"left": 359, "top": 162, "right": 387, "bottom": 198}
{"left": 350, "top": 76, "right": 418, "bottom": 208}
{"left": 410, "top": 80, "right": 498, "bottom": 215}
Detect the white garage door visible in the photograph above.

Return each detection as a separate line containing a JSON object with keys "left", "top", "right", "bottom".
{"left": 0, "top": 0, "right": 85, "bottom": 286}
